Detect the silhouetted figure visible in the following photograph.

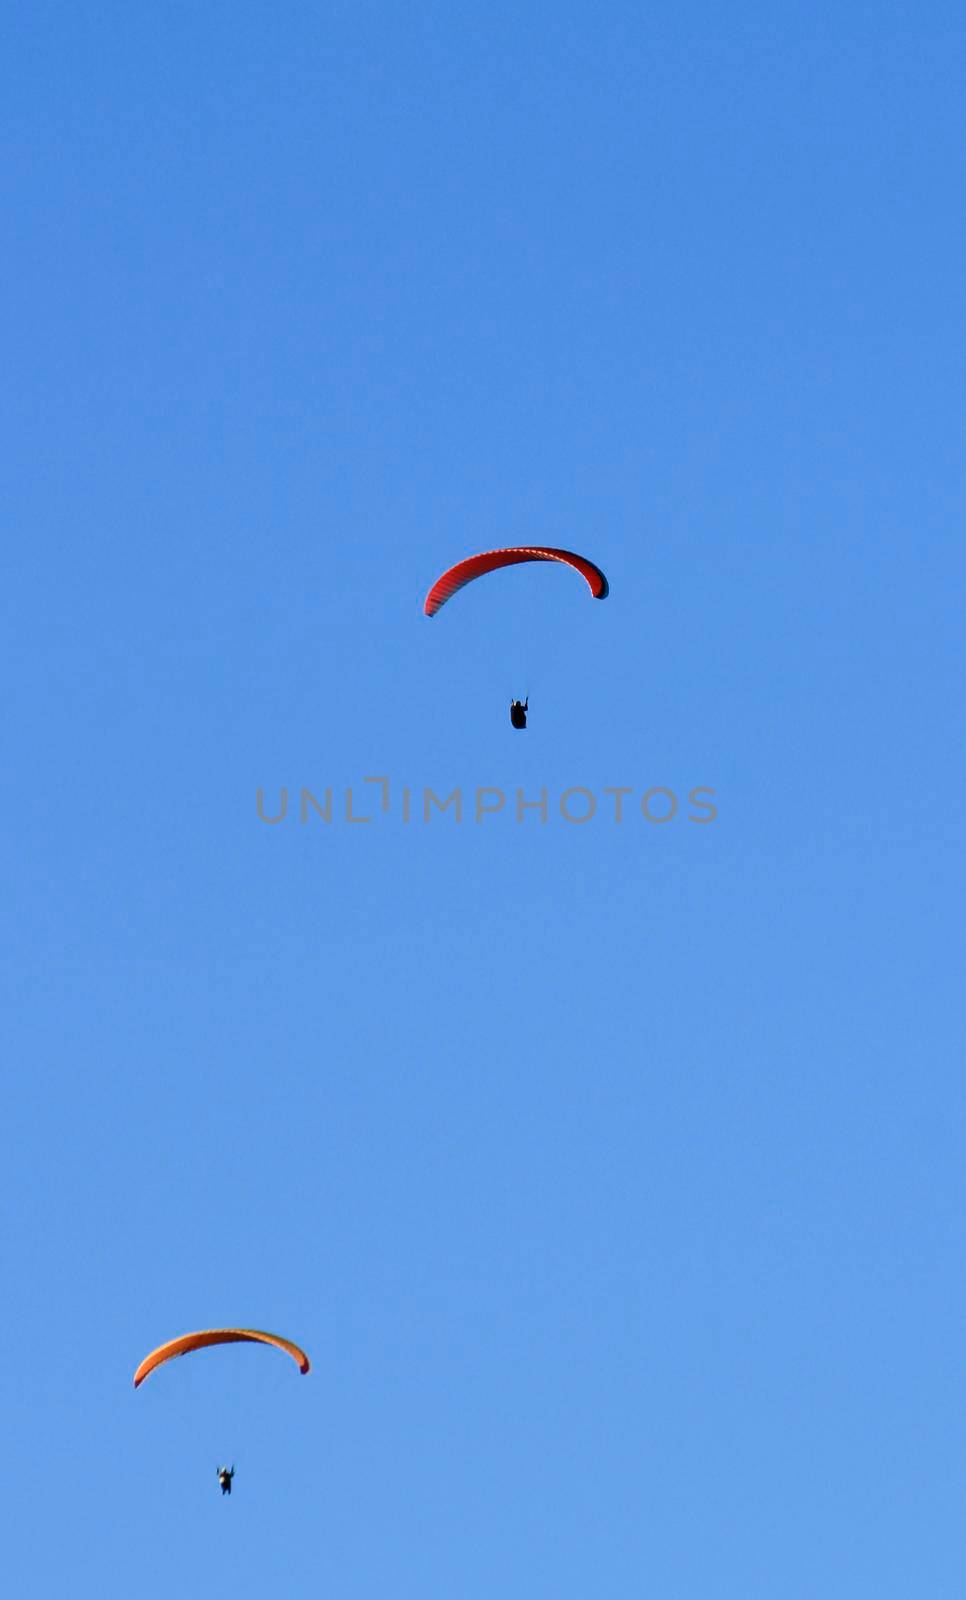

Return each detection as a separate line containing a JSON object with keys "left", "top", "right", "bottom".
{"left": 218, "top": 1466, "right": 235, "bottom": 1496}
{"left": 510, "top": 696, "right": 528, "bottom": 730}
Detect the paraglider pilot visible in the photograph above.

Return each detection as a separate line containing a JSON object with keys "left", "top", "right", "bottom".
{"left": 218, "top": 1466, "right": 235, "bottom": 1496}
{"left": 510, "top": 696, "right": 528, "bottom": 730}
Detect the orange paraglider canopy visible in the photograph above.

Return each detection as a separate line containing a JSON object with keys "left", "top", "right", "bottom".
{"left": 133, "top": 1328, "right": 310, "bottom": 1388}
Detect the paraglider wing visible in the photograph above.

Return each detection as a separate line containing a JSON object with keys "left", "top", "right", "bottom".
{"left": 423, "top": 546, "right": 609, "bottom": 617}
{"left": 133, "top": 1328, "right": 310, "bottom": 1388}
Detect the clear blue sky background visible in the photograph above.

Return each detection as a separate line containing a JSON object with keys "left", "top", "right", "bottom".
{"left": 3, "top": 3, "right": 964, "bottom": 1595}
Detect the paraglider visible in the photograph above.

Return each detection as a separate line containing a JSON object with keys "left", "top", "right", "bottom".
{"left": 133, "top": 1328, "right": 311, "bottom": 1387}
{"left": 424, "top": 546, "right": 608, "bottom": 725}
{"left": 423, "top": 545, "right": 609, "bottom": 618}
{"left": 134, "top": 1333, "right": 307, "bottom": 1496}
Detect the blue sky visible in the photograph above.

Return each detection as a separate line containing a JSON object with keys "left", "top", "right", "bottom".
{"left": 3, "top": 3, "right": 965, "bottom": 1594}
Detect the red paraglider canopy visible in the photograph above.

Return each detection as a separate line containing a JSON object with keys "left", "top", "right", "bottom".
{"left": 423, "top": 546, "right": 609, "bottom": 617}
